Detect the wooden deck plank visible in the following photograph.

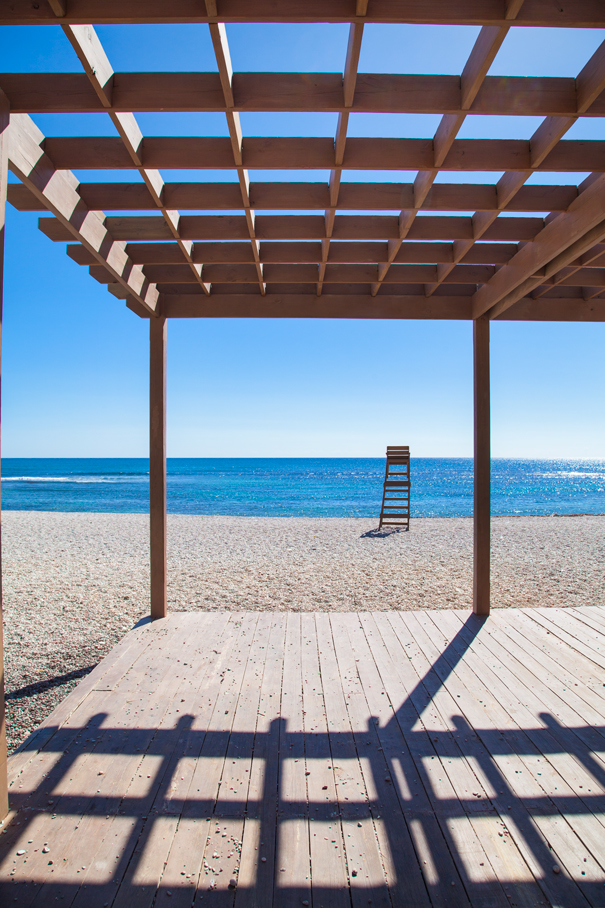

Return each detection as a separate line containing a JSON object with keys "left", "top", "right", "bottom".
{"left": 568, "top": 606, "right": 605, "bottom": 635}
{"left": 151, "top": 613, "right": 260, "bottom": 907}
{"left": 398, "top": 611, "right": 553, "bottom": 908}
{"left": 0, "top": 616, "right": 193, "bottom": 864}
{"left": 109, "top": 614, "right": 258, "bottom": 908}
{"left": 526, "top": 609, "right": 605, "bottom": 669}
{"left": 454, "top": 612, "right": 605, "bottom": 769}
{"left": 420, "top": 611, "right": 596, "bottom": 908}
{"left": 334, "top": 613, "right": 435, "bottom": 908}
{"left": 187, "top": 612, "right": 274, "bottom": 908}
{"left": 62, "top": 613, "right": 233, "bottom": 908}
{"left": 543, "top": 607, "right": 605, "bottom": 654}
{"left": 315, "top": 614, "right": 393, "bottom": 908}
{"left": 275, "top": 613, "right": 311, "bottom": 908}
{"left": 502, "top": 610, "right": 605, "bottom": 704}
{"left": 6, "top": 616, "right": 173, "bottom": 785}
{"left": 143, "top": 613, "right": 256, "bottom": 908}
{"left": 322, "top": 614, "right": 396, "bottom": 908}
{"left": 91, "top": 612, "right": 238, "bottom": 908}
{"left": 347, "top": 611, "right": 473, "bottom": 908}
{"left": 344, "top": 612, "right": 482, "bottom": 907}
{"left": 384, "top": 611, "right": 536, "bottom": 908}
{"left": 0, "top": 616, "right": 197, "bottom": 906}
{"left": 3, "top": 609, "right": 605, "bottom": 907}
{"left": 359, "top": 612, "right": 475, "bottom": 908}
{"left": 236, "top": 614, "right": 287, "bottom": 908}
{"left": 299, "top": 614, "right": 350, "bottom": 908}
{"left": 436, "top": 611, "right": 604, "bottom": 905}
{"left": 490, "top": 611, "right": 605, "bottom": 728}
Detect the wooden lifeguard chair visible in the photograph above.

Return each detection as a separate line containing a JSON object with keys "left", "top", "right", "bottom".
{"left": 378, "top": 446, "right": 411, "bottom": 529}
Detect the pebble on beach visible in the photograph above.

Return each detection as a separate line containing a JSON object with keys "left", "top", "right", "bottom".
{"left": 3, "top": 510, "right": 604, "bottom": 753}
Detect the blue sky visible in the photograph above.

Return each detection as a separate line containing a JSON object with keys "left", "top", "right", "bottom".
{"left": 1, "top": 22, "right": 605, "bottom": 458}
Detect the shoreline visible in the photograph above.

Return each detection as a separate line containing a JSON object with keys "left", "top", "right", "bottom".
{"left": 3, "top": 511, "right": 604, "bottom": 752}
{"left": 4, "top": 510, "right": 605, "bottom": 518}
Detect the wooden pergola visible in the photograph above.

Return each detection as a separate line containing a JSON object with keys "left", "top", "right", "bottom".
{"left": 1, "top": 0, "right": 605, "bottom": 840}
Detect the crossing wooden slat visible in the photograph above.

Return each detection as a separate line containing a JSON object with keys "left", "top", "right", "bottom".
{"left": 1, "top": 2, "right": 604, "bottom": 26}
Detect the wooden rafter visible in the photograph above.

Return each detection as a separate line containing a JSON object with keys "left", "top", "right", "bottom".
{"left": 6, "top": 108, "right": 158, "bottom": 313}
{"left": 318, "top": 20, "right": 364, "bottom": 296}
{"left": 423, "top": 36, "right": 605, "bottom": 299}
{"left": 370, "top": 16, "right": 522, "bottom": 296}
{"left": 472, "top": 173, "right": 605, "bottom": 319}
{"left": 207, "top": 13, "right": 265, "bottom": 294}
{"left": 62, "top": 24, "right": 210, "bottom": 296}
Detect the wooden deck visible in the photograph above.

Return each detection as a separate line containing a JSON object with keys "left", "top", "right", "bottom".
{"left": 2, "top": 608, "right": 605, "bottom": 907}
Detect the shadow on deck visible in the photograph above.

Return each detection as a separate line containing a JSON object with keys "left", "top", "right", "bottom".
{"left": 1, "top": 607, "right": 605, "bottom": 907}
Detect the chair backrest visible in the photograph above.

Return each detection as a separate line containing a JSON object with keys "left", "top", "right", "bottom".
{"left": 386, "top": 446, "right": 409, "bottom": 464}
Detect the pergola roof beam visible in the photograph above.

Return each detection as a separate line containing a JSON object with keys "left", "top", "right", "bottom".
{"left": 67, "top": 241, "right": 526, "bottom": 267}
{"left": 7, "top": 179, "right": 584, "bottom": 213}
{"left": 3, "top": 71, "right": 605, "bottom": 117}
{"left": 37, "top": 212, "right": 550, "bottom": 242}
{"left": 85, "top": 261, "right": 605, "bottom": 288}
{"left": 2, "top": 2, "right": 605, "bottom": 26}
{"left": 24, "top": 136, "right": 605, "bottom": 173}
{"left": 149, "top": 292, "right": 605, "bottom": 321}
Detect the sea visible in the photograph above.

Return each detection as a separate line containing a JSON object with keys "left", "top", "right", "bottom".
{"left": 1, "top": 458, "right": 605, "bottom": 518}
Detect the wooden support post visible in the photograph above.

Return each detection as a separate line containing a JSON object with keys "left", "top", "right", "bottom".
{"left": 0, "top": 92, "right": 9, "bottom": 821}
{"left": 150, "top": 316, "right": 167, "bottom": 620}
{"left": 473, "top": 317, "right": 490, "bottom": 616}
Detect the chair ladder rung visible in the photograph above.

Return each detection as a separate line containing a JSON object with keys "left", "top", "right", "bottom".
{"left": 379, "top": 445, "right": 410, "bottom": 529}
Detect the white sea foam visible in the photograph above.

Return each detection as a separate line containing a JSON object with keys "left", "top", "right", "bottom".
{"left": 539, "top": 472, "right": 605, "bottom": 479}
{"left": 2, "top": 476, "right": 125, "bottom": 483}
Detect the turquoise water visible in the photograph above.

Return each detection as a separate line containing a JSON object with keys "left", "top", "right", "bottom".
{"left": 2, "top": 458, "right": 605, "bottom": 517}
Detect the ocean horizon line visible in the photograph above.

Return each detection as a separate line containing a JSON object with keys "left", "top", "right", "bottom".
{"left": 3, "top": 455, "right": 605, "bottom": 461}
{"left": 1, "top": 457, "right": 604, "bottom": 519}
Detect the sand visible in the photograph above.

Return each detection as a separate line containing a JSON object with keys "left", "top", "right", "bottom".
{"left": 2, "top": 510, "right": 604, "bottom": 752}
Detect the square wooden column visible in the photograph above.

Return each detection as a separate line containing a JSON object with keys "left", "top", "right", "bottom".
{"left": 473, "top": 317, "right": 491, "bottom": 616}
{"left": 0, "top": 93, "right": 9, "bottom": 821}
{"left": 150, "top": 316, "right": 167, "bottom": 620}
